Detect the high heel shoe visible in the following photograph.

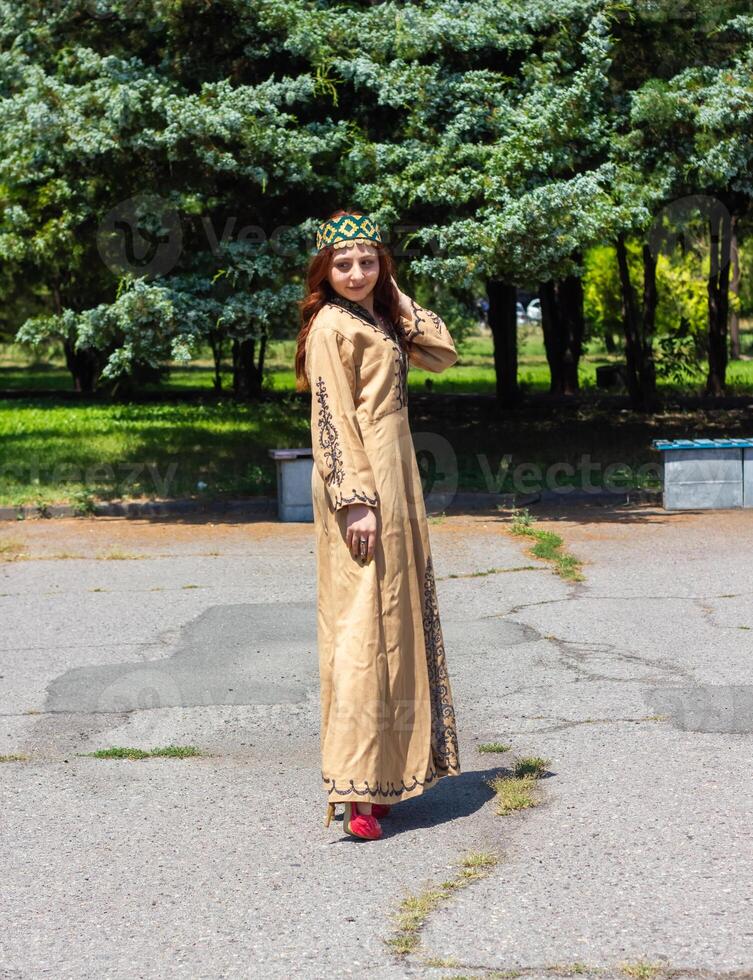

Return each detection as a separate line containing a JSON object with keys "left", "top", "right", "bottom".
{"left": 324, "top": 801, "right": 384, "bottom": 838}
{"left": 325, "top": 801, "right": 382, "bottom": 839}
{"left": 343, "top": 801, "right": 382, "bottom": 839}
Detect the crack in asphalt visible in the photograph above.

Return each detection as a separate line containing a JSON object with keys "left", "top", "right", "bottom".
{"left": 416, "top": 956, "right": 753, "bottom": 979}
{"left": 548, "top": 636, "right": 696, "bottom": 685}
{"left": 501, "top": 714, "right": 669, "bottom": 735}
{"left": 506, "top": 591, "right": 753, "bottom": 617}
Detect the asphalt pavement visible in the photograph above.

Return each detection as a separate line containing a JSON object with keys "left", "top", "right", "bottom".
{"left": 2, "top": 504, "right": 752, "bottom": 980}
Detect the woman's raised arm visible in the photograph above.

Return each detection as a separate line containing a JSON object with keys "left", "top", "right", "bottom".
{"left": 392, "top": 279, "right": 458, "bottom": 374}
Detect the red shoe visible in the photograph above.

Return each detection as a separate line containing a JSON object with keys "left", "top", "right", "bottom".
{"left": 325, "top": 801, "right": 382, "bottom": 840}
{"left": 371, "top": 803, "right": 392, "bottom": 818}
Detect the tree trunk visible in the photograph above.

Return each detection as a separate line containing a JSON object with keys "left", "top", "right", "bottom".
{"left": 640, "top": 243, "right": 658, "bottom": 409}
{"left": 53, "top": 283, "right": 100, "bottom": 394}
{"left": 486, "top": 279, "right": 518, "bottom": 408}
{"left": 232, "top": 335, "right": 263, "bottom": 399}
{"left": 539, "top": 280, "right": 561, "bottom": 393}
{"left": 258, "top": 332, "right": 268, "bottom": 385}
{"left": 63, "top": 339, "right": 99, "bottom": 394}
{"left": 705, "top": 209, "right": 734, "bottom": 396}
{"left": 615, "top": 239, "right": 659, "bottom": 410}
{"left": 208, "top": 330, "right": 224, "bottom": 392}
{"left": 540, "top": 275, "right": 585, "bottom": 395}
{"left": 729, "top": 227, "right": 741, "bottom": 360}
{"left": 616, "top": 233, "right": 649, "bottom": 410}
{"left": 558, "top": 273, "right": 584, "bottom": 395}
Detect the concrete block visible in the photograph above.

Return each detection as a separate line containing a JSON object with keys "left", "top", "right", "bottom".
{"left": 744, "top": 448, "right": 753, "bottom": 509}
{"left": 269, "top": 448, "right": 314, "bottom": 522}
{"left": 663, "top": 448, "right": 742, "bottom": 510}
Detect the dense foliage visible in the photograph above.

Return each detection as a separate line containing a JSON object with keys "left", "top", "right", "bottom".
{"left": 0, "top": 0, "right": 751, "bottom": 404}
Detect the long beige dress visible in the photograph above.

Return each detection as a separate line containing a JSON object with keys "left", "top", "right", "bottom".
{"left": 305, "top": 293, "right": 461, "bottom": 806}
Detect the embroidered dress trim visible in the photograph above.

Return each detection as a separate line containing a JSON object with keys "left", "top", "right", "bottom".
{"left": 322, "top": 768, "right": 439, "bottom": 798}
{"left": 313, "top": 371, "right": 377, "bottom": 509}
{"left": 332, "top": 487, "right": 378, "bottom": 508}
{"left": 327, "top": 298, "right": 408, "bottom": 409}
{"left": 314, "top": 376, "right": 345, "bottom": 489}
{"left": 422, "top": 554, "right": 461, "bottom": 774}
{"left": 326, "top": 295, "right": 380, "bottom": 329}
{"left": 406, "top": 297, "right": 444, "bottom": 339}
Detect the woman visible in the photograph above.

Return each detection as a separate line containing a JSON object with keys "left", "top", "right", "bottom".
{"left": 294, "top": 209, "right": 461, "bottom": 841}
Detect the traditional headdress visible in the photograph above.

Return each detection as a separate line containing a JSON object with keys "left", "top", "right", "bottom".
{"left": 316, "top": 212, "right": 382, "bottom": 251}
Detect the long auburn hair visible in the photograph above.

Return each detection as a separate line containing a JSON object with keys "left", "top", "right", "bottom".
{"left": 294, "top": 209, "right": 411, "bottom": 392}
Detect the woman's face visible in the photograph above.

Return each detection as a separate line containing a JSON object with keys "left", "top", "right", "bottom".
{"left": 327, "top": 243, "right": 380, "bottom": 302}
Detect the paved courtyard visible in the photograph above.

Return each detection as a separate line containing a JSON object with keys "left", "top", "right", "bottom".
{"left": 2, "top": 502, "right": 752, "bottom": 979}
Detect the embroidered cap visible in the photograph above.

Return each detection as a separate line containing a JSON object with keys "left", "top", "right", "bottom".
{"left": 316, "top": 213, "right": 382, "bottom": 252}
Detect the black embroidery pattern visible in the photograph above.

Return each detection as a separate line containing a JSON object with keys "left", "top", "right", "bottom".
{"left": 323, "top": 769, "right": 439, "bottom": 799}
{"left": 407, "top": 297, "right": 445, "bottom": 338}
{"left": 327, "top": 295, "right": 377, "bottom": 328}
{"left": 393, "top": 344, "right": 408, "bottom": 410}
{"left": 332, "top": 487, "right": 378, "bottom": 509}
{"left": 422, "top": 554, "right": 461, "bottom": 774}
{"left": 327, "top": 297, "right": 408, "bottom": 411}
{"left": 314, "top": 376, "right": 345, "bottom": 489}
{"left": 379, "top": 332, "right": 408, "bottom": 411}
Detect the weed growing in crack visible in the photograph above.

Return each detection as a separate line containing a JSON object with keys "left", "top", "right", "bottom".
{"left": 508, "top": 507, "right": 584, "bottom": 581}
{"left": 487, "top": 754, "right": 551, "bottom": 815}
{"left": 82, "top": 745, "right": 203, "bottom": 760}
{"left": 384, "top": 851, "right": 499, "bottom": 958}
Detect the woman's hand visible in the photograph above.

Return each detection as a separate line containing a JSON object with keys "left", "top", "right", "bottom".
{"left": 390, "top": 275, "right": 413, "bottom": 321}
{"left": 345, "top": 503, "right": 378, "bottom": 563}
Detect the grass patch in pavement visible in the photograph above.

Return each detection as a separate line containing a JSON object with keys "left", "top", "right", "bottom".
{"left": 512, "top": 755, "right": 549, "bottom": 778}
{"left": 0, "top": 753, "right": 29, "bottom": 762}
{"left": 440, "top": 973, "right": 521, "bottom": 979}
{"left": 385, "top": 851, "right": 499, "bottom": 957}
{"left": 619, "top": 961, "right": 665, "bottom": 979}
{"left": 83, "top": 745, "right": 202, "bottom": 760}
{"left": 540, "top": 965, "right": 606, "bottom": 977}
{"left": 423, "top": 959, "right": 667, "bottom": 979}
{"left": 477, "top": 741, "right": 512, "bottom": 753}
{"left": 442, "top": 973, "right": 522, "bottom": 979}
{"left": 0, "top": 540, "right": 27, "bottom": 561}
{"left": 487, "top": 774, "right": 541, "bottom": 816}
{"left": 507, "top": 507, "right": 584, "bottom": 582}
{"left": 487, "top": 754, "right": 550, "bottom": 816}
{"left": 96, "top": 550, "right": 145, "bottom": 560}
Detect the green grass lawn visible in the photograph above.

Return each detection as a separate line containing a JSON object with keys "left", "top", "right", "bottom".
{"left": 5, "top": 329, "right": 753, "bottom": 397}
{"left": 0, "top": 398, "right": 310, "bottom": 505}
{"left": 2, "top": 327, "right": 753, "bottom": 506}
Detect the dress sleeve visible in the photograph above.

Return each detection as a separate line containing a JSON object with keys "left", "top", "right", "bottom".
{"left": 400, "top": 298, "right": 458, "bottom": 373}
{"left": 305, "top": 326, "right": 379, "bottom": 512}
